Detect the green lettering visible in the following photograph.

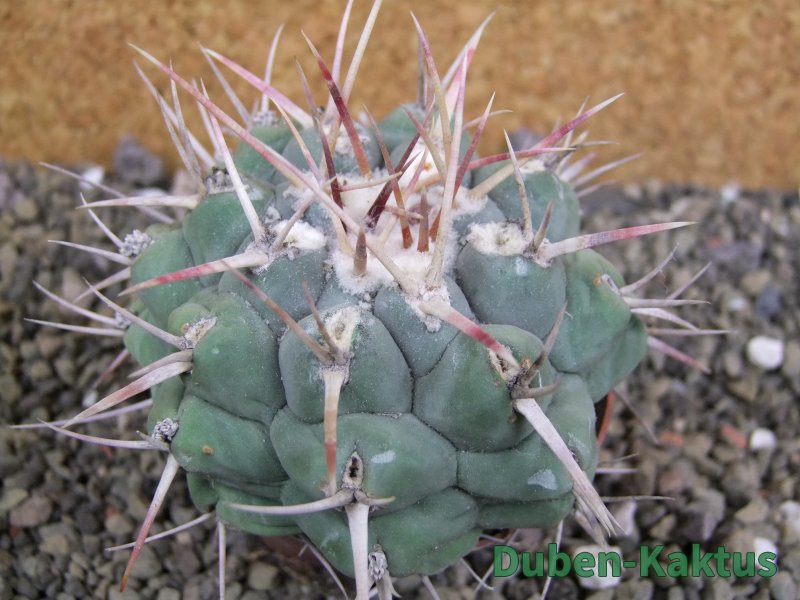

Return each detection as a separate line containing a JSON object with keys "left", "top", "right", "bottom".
{"left": 573, "top": 552, "right": 595, "bottom": 578}
{"left": 597, "top": 551, "right": 622, "bottom": 577}
{"left": 691, "top": 544, "right": 715, "bottom": 577}
{"left": 639, "top": 545, "right": 666, "bottom": 577}
{"left": 732, "top": 552, "right": 755, "bottom": 577}
{"left": 548, "top": 543, "right": 571, "bottom": 577}
{"left": 521, "top": 551, "right": 544, "bottom": 577}
{"left": 714, "top": 547, "right": 731, "bottom": 577}
{"left": 493, "top": 545, "right": 518, "bottom": 577}
{"left": 757, "top": 552, "right": 777, "bottom": 577}
{"left": 666, "top": 551, "right": 688, "bottom": 577}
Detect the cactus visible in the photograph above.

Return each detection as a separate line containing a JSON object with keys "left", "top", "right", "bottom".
{"left": 23, "top": 3, "right": 718, "bottom": 598}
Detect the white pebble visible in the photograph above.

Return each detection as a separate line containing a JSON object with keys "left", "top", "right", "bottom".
{"left": 753, "top": 537, "right": 778, "bottom": 568}
{"left": 81, "top": 389, "right": 98, "bottom": 408}
{"left": 572, "top": 544, "right": 622, "bottom": 590}
{"left": 746, "top": 336, "right": 784, "bottom": 370}
{"left": 779, "top": 501, "right": 800, "bottom": 537}
{"left": 749, "top": 428, "right": 777, "bottom": 450}
{"left": 79, "top": 165, "right": 104, "bottom": 191}
{"left": 727, "top": 296, "right": 748, "bottom": 312}
{"left": 720, "top": 182, "right": 741, "bottom": 206}
{"left": 612, "top": 501, "right": 638, "bottom": 538}
{"left": 134, "top": 187, "right": 168, "bottom": 197}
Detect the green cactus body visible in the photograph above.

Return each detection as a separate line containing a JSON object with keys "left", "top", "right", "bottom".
{"left": 118, "top": 114, "right": 647, "bottom": 580}
{"left": 35, "top": 6, "right": 707, "bottom": 597}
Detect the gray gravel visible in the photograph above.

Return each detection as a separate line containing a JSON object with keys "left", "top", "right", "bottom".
{"left": 1, "top": 150, "right": 798, "bottom": 599}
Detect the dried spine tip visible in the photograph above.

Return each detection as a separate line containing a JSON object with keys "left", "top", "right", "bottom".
{"left": 303, "top": 32, "right": 371, "bottom": 177}
{"left": 530, "top": 201, "right": 554, "bottom": 252}
{"left": 513, "top": 397, "right": 623, "bottom": 539}
{"left": 504, "top": 129, "right": 534, "bottom": 239}
{"left": 120, "top": 454, "right": 181, "bottom": 591}
{"left": 353, "top": 228, "right": 368, "bottom": 276}
{"left": 417, "top": 192, "right": 430, "bottom": 252}
{"left": 533, "top": 222, "right": 695, "bottom": 265}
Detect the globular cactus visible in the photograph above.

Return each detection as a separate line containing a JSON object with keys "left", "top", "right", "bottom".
{"left": 24, "top": 3, "right": 716, "bottom": 597}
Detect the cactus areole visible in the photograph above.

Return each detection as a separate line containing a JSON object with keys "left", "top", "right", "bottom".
{"left": 32, "top": 3, "right": 712, "bottom": 598}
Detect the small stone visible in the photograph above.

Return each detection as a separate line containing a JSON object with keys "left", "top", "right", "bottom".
{"left": 571, "top": 544, "right": 622, "bottom": 590}
{"left": 172, "top": 545, "right": 201, "bottom": 578}
{"left": 78, "top": 165, "right": 104, "bottom": 191}
{"left": 704, "top": 578, "right": 733, "bottom": 600}
{"left": 726, "top": 295, "right": 748, "bottom": 312}
{"left": 721, "top": 461, "right": 761, "bottom": 506}
{"left": 0, "top": 373, "right": 22, "bottom": 403}
{"left": 748, "top": 428, "right": 777, "bottom": 450}
{"left": 781, "top": 340, "right": 800, "bottom": 378}
{"left": 683, "top": 432, "right": 714, "bottom": 461}
{"left": 35, "top": 334, "right": 62, "bottom": 359}
{"left": 60, "top": 267, "right": 87, "bottom": 309}
{"left": 0, "top": 487, "right": 28, "bottom": 514}
{"left": 727, "top": 377, "right": 759, "bottom": 403}
{"left": 13, "top": 197, "right": 39, "bottom": 222}
{"left": 678, "top": 488, "right": 725, "bottom": 543}
{"left": 617, "top": 579, "right": 654, "bottom": 600}
{"left": 21, "top": 554, "right": 50, "bottom": 580}
{"left": 740, "top": 270, "right": 771, "bottom": 295}
{"left": 720, "top": 182, "right": 741, "bottom": 204}
{"left": 612, "top": 501, "right": 638, "bottom": 540}
{"left": 105, "top": 512, "right": 134, "bottom": 537}
{"left": 754, "top": 286, "right": 782, "bottom": 319}
{"left": 155, "top": 589, "right": 181, "bottom": 600}
{"left": 734, "top": 497, "right": 769, "bottom": 524}
{"left": 657, "top": 461, "right": 694, "bottom": 496}
{"left": 28, "top": 359, "right": 53, "bottom": 381}
{"left": 247, "top": 562, "right": 279, "bottom": 591}
{"left": 40, "top": 533, "right": 71, "bottom": 556}
{"left": 746, "top": 335, "right": 784, "bottom": 370}
{"left": 722, "top": 350, "right": 742, "bottom": 379}
{"left": 769, "top": 571, "right": 797, "bottom": 600}
{"left": 9, "top": 495, "right": 52, "bottom": 527}
{"left": 53, "top": 356, "right": 76, "bottom": 384}
{"left": 666, "top": 587, "right": 685, "bottom": 600}
{"left": 779, "top": 501, "right": 800, "bottom": 542}
{"left": 649, "top": 514, "right": 676, "bottom": 539}
{"left": 68, "top": 559, "right": 84, "bottom": 578}
{"left": 127, "top": 546, "right": 162, "bottom": 579}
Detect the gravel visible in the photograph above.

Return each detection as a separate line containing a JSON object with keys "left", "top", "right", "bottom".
{"left": 1, "top": 150, "right": 798, "bottom": 598}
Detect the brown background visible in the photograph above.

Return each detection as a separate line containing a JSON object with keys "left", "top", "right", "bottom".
{"left": 1, "top": 0, "right": 798, "bottom": 188}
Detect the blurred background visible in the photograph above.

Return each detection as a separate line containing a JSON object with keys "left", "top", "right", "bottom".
{"left": 1, "top": 0, "right": 798, "bottom": 188}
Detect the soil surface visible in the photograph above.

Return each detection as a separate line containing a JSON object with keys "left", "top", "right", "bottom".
{"left": 1, "top": 149, "right": 798, "bottom": 599}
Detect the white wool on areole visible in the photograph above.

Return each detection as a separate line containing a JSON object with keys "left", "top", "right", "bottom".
{"left": 325, "top": 305, "right": 362, "bottom": 352}
{"left": 467, "top": 221, "right": 530, "bottom": 256}
{"left": 429, "top": 184, "right": 489, "bottom": 223}
{"left": 282, "top": 165, "right": 495, "bottom": 334}
{"left": 282, "top": 171, "right": 395, "bottom": 225}
{"left": 272, "top": 220, "right": 327, "bottom": 251}
{"left": 338, "top": 172, "right": 388, "bottom": 223}
{"left": 262, "top": 206, "right": 281, "bottom": 224}
{"left": 333, "top": 130, "right": 372, "bottom": 157}
{"left": 520, "top": 157, "right": 548, "bottom": 175}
